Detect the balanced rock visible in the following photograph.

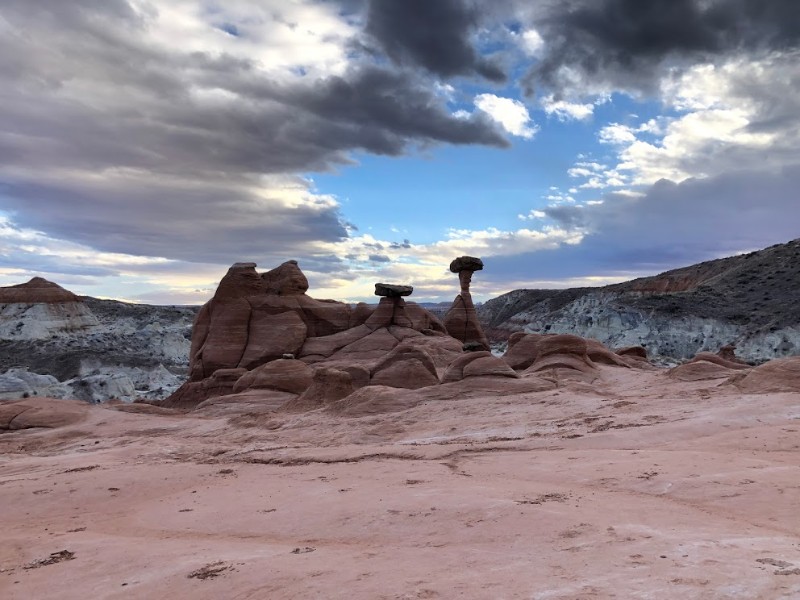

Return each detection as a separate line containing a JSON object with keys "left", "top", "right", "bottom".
{"left": 375, "top": 283, "right": 413, "bottom": 297}
{"left": 449, "top": 256, "right": 484, "bottom": 273}
{"left": 443, "top": 256, "right": 490, "bottom": 351}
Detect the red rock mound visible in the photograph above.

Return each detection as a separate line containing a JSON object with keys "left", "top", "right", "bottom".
{"left": 0, "top": 398, "right": 88, "bottom": 430}
{"left": 668, "top": 361, "right": 742, "bottom": 382}
{"left": 728, "top": 357, "right": 800, "bottom": 393}
{"left": 0, "top": 277, "right": 79, "bottom": 304}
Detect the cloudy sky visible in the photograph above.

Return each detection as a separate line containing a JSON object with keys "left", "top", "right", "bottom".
{"left": 1, "top": 0, "right": 798, "bottom": 304}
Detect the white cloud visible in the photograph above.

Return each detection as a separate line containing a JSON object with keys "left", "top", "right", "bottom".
{"left": 474, "top": 94, "right": 538, "bottom": 139}
{"left": 598, "top": 54, "right": 800, "bottom": 186}
{"left": 540, "top": 94, "right": 596, "bottom": 121}
{"left": 519, "top": 29, "right": 545, "bottom": 57}
{"left": 132, "top": 0, "right": 356, "bottom": 80}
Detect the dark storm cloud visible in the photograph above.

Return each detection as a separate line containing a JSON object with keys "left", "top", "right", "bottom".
{"left": 0, "top": 177, "right": 348, "bottom": 267}
{"left": 365, "top": 0, "right": 505, "bottom": 82}
{"left": 0, "top": 0, "right": 507, "bottom": 266}
{"left": 487, "top": 167, "right": 800, "bottom": 283}
{"left": 524, "top": 0, "right": 800, "bottom": 97}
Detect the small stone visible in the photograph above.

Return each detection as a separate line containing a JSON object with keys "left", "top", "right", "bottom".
{"left": 449, "top": 256, "right": 484, "bottom": 273}
{"left": 282, "top": 353, "right": 295, "bottom": 360}
{"left": 375, "top": 283, "right": 413, "bottom": 297}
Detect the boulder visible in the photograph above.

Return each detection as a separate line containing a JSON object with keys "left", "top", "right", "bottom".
{"left": 525, "top": 334, "right": 596, "bottom": 374}
{"left": 162, "top": 367, "right": 247, "bottom": 409}
{"left": 0, "top": 398, "right": 89, "bottom": 430}
{"left": 375, "top": 283, "right": 413, "bottom": 297}
{"left": 449, "top": 256, "right": 484, "bottom": 273}
{"left": 442, "top": 351, "right": 519, "bottom": 383}
{"left": 503, "top": 333, "right": 547, "bottom": 370}
{"left": 370, "top": 345, "right": 439, "bottom": 390}
{"left": 232, "top": 359, "right": 313, "bottom": 395}
{"left": 261, "top": 260, "right": 309, "bottom": 295}
{"left": 282, "top": 367, "right": 354, "bottom": 412}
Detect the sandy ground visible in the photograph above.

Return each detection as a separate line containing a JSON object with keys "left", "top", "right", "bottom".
{"left": 1, "top": 366, "right": 799, "bottom": 599}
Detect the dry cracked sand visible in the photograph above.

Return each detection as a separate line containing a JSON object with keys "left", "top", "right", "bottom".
{"left": 1, "top": 366, "right": 799, "bottom": 599}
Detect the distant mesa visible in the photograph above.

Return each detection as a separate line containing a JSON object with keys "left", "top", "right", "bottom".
{"left": 0, "top": 276, "right": 99, "bottom": 341}
{"left": 0, "top": 277, "right": 79, "bottom": 304}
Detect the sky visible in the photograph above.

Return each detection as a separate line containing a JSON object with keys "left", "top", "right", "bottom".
{"left": 0, "top": 0, "right": 798, "bottom": 305}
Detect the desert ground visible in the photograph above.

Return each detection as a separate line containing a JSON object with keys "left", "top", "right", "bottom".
{"left": 2, "top": 366, "right": 799, "bottom": 599}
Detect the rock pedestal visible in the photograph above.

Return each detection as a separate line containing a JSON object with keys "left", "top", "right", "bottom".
{"left": 443, "top": 256, "right": 490, "bottom": 351}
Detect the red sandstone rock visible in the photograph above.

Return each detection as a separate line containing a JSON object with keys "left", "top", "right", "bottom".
{"left": 282, "top": 367, "right": 354, "bottom": 412}
{"left": 0, "top": 397, "right": 88, "bottom": 430}
{"left": 442, "top": 352, "right": 519, "bottom": 383}
{"left": 503, "top": 333, "right": 547, "bottom": 370}
{"left": 728, "top": 357, "right": 800, "bottom": 393}
{"left": 232, "top": 359, "right": 313, "bottom": 395}
{"left": 525, "top": 334, "right": 597, "bottom": 374}
{"left": 370, "top": 345, "right": 439, "bottom": 389}
{"left": 668, "top": 361, "right": 740, "bottom": 381}
{"left": 261, "top": 260, "right": 308, "bottom": 295}
{"left": 687, "top": 352, "right": 750, "bottom": 370}
{"left": 443, "top": 291, "right": 490, "bottom": 351}
{"left": 585, "top": 339, "right": 630, "bottom": 367}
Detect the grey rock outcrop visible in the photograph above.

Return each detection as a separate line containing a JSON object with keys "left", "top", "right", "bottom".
{"left": 479, "top": 238, "right": 800, "bottom": 363}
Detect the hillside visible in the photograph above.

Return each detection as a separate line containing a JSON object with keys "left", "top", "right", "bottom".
{"left": 478, "top": 238, "right": 800, "bottom": 362}
{"left": 0, "top": 285, "right": 197, "bottom": 401}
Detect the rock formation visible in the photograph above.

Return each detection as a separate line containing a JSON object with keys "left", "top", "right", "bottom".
{"left": 163, "top": 257, "right": 655, "bottom": 411}
{"left": 443, "top": 256, "right": 490, "bottom": 351}
{"left": 167, "top": 262, "right": 456, "bottom": 408}
{"left": 478, "top": 238, "right": 800, "bottom": 362}
{"left": 0, "top": 277, "right": 99, "bottom": 340}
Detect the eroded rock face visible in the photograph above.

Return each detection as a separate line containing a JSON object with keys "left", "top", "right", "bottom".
{"left": 170, "top": 260, "right": 454, "bottom": 409}
{"left": 0, "top": 277, "right": 99, "bottom": 340}
{"left": 188, "top": 262, "right": 355, "bottom": 380}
